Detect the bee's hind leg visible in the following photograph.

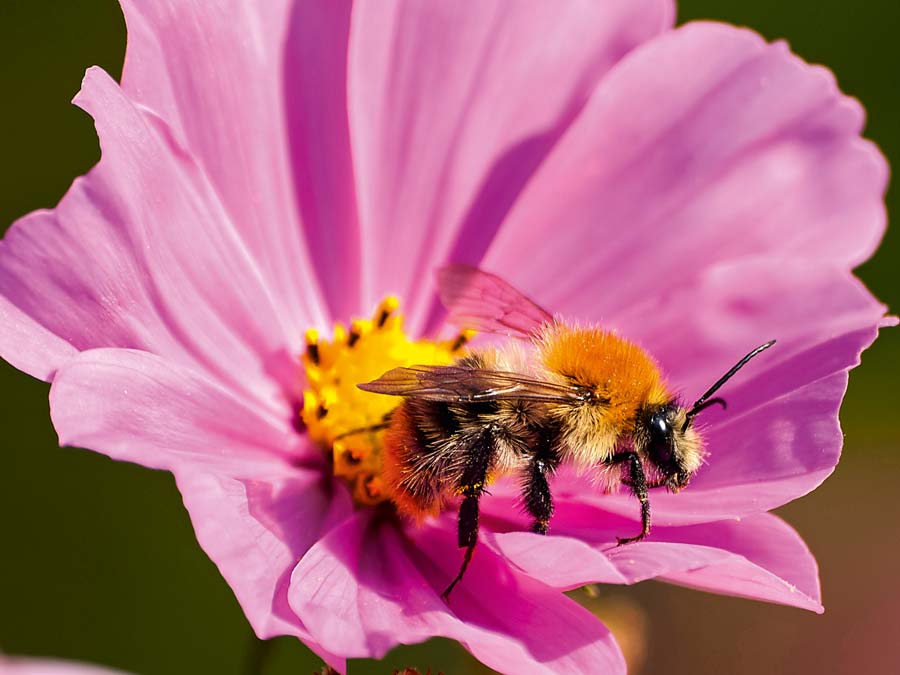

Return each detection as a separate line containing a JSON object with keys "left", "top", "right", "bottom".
{"left": 611, "top": 451, "right": 651, "bottom": 545}
{"left": 441, "top": 427, "right": 495, "bottom": 602}
{"left": 440, "top": 493, "right": 480, "bottom": 602}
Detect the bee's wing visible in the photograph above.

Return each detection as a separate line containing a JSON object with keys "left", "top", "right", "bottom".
{"left": 359, "top": 364, "right": 588, "bottom": 404}
{"left": 437, "top": 265, "right": 553, "bottom": 338}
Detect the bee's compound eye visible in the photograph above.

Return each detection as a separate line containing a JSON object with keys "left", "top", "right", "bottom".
{"left": 647, "top": 411, "right": 674, "bottom": 465}
{"left": 651, "top": 415, "right": 669, "bottom": 436}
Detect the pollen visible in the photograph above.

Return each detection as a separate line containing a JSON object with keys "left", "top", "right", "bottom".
{"left": 301, "top": 297, "right": 471, "bottom": 506}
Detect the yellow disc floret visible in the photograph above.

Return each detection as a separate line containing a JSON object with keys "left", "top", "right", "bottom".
{"left": 301, "top": 297, "right": 472, "bottom": 506}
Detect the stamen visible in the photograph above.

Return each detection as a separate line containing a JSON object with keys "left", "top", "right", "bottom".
{"left": 348, "top": 319, "right": 367, "bottom": 347}
{"left": 451, "top": 329, "right": 477, "bottom": 353}
{"left": 301, "top": 298, "right": 470, "bottom": 506}
{"left": 376, "top": 295, "right": 399, "bottom": 328}
{"left": 304, "top": 328, "right": 320, "bottom": 365}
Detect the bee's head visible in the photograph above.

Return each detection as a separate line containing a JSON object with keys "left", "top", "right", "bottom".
{"left": 637, "top": 403, "right": 702, "bottom": 491}
{"left": 638, "top": 340, "right": 777, "bottom": 491}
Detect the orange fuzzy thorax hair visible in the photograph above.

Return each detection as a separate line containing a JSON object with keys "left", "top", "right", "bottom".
{"left": 538, "top": 322, "right": 671, "bottom": 432}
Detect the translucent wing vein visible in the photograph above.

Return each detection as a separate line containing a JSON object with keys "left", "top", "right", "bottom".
{"left": 359, "top": 364, "right": 589, "bottom": 404}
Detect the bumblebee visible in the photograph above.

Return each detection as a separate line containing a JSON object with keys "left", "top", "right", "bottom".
{"left": 360, "top": 266, "right": 774, "bottom": 599}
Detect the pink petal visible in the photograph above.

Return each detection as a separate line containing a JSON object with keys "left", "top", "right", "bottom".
{"left": 0, "top": 68, "right": 295, "bottom": 407}
{"left": 176, "top": 468, "right": 350, "bottom": 671}
{"left": 489, "top": 510, "right": 821, "bottom": 612}
{"left": 483, "top": 22, "right": 887, "bottom": 318}
{"left": 627, "top": 327, "right": 880, "bottom": 523}
{"left": 0, "top": 656, "right": 131, "bottom": 675}
{"left": 609, "top": 260, "right": 889, "bottom": 397}
{"left": 347, "top": 0, "right": 675, "bottom": 329}
{"left": 282, "top": 1, "right": 362, "bottom": 320}
{"left": 49, "top": 348, "right": 311, "bottom": 473}
{"left": 598, "top": 261, "right": 886, "bottom": 522}
{"left": 289, "top": 514, "right": 625, "bottom": 674}
{"left": 50, "top": 345, "right": 353, "bottom": 667}
{"left": 118, "top": 0, "right": 327, "bottom": 330}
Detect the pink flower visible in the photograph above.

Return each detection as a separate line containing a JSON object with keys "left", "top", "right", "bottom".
{"left": 0, "top": 2, "right": 891, "bottom": 674}
{"left": 0, "top": 655, "right": 131, "bottom": 675}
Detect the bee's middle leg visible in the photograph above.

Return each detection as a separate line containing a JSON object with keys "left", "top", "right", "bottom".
{"left": 611, "top": 451, "right": 651, "bottom": 545}
{"left": 524, "top": 458, "right": 554, "bottom": 534}
{"left": 523, "top": 439, "right": 560, "bottom": 534}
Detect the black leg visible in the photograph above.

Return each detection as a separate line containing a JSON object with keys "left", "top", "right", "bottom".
{"left": 332, "top": 411, "right": 394, "bottom": 441}
{"left": 524, "top": 458, "right": 554, "bottom": 534}
{"left": 624, "top": 476, "right": 667, "bottom": 490}
{"left": 332, "top": 421, "right": 391, "bottom": 440}
{"left": 522, "top": 431, "right": 560, "bottom": 535}
{"left": 440, "top": 493, "right": 480, "bottom": 601}
{"left": 441, "top": 427, "right": 494, "bottom": 601}
{"left": 611, "top": 452, "right": 651, "bottom": 545}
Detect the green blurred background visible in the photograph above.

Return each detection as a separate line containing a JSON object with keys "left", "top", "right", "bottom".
{"left": 1, "top": 2, "right": 897, "bottom": 673}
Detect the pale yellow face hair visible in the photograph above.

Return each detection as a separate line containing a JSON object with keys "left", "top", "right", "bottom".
{"left": 668, "top": 408, "right": 705, "bottom": 479}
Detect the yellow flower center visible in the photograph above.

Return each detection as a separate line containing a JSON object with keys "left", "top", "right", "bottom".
{"left": 300, "top": 297, "right": 472, "bottom": 506}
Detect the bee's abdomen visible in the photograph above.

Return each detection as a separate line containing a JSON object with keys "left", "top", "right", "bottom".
{"left": 382, "top": 398, "right": 463, "bottom": 519}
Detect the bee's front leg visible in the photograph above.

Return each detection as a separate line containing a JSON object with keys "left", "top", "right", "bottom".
{"left": 610, "top": 451, "right": 651, "bottom": 545}
{"left": 624, "top": 477, "right": 667, "bottom": 490}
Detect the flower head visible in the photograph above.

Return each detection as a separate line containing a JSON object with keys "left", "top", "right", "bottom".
{"left": 0, "top": 2, "right": 890, "bottom": 673}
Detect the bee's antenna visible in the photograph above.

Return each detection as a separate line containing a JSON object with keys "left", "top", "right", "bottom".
{"left": 683, "top": 340, "right": 776, "bottom": 429}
